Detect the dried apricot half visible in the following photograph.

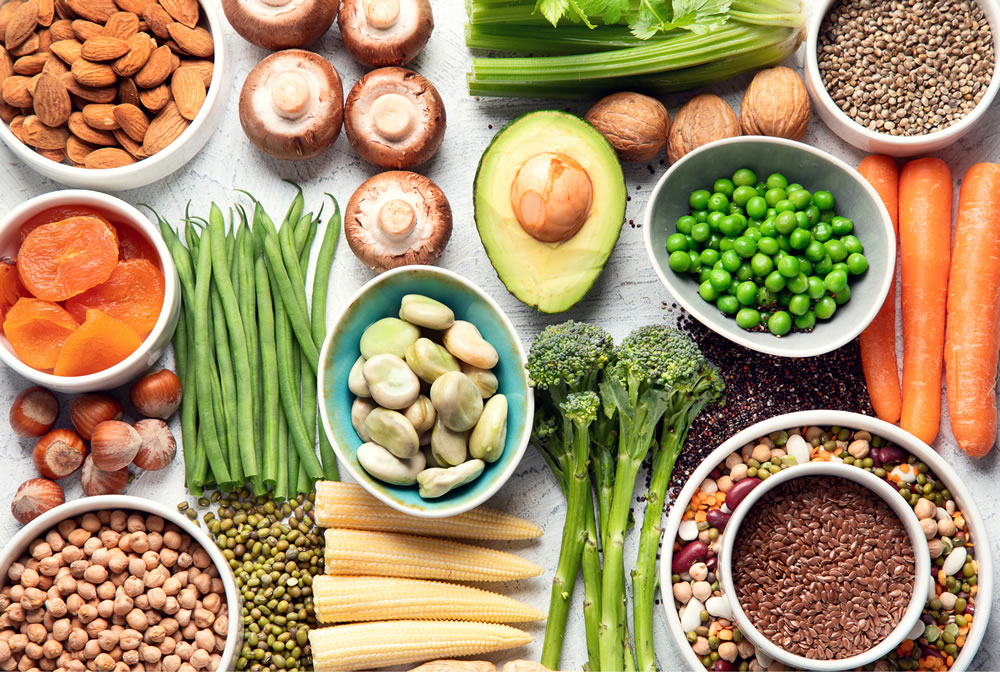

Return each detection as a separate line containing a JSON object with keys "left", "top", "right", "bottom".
{"left": 53, "top": 309, "right": 142, "bottom": 377}
{"left": 65, "top": 259, "right": 165, "bottom": 336}
{"left": 19, "top": 206, "right": 115, "bottom": 242}
{"left": 116, "top": 223, "right": 158, "bottom": 261}
{"left": 4, "top": 298, "right": 80, "bottom": 370}
{"left": 0, "top": 257, "right": 26, "bottom": 331}
{"left": 18, "top": 216, "right": 120, "bottom": 302}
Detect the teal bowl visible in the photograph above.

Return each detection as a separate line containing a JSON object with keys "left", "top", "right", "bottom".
{"left": 644, "top": 137, "right": 895, "bottom": 358}
{"left": 318, "top": 266, "right": 533, "bottom": 518}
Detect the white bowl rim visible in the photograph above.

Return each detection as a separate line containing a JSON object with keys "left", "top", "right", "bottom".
{"left": 642, "top": 136, "right": 896, "bottom": 358}
{"left": 317, "top": 264, "right": 534, "bottom": 519}
{"left": 803, "top": 0, "right": 1000, "bottom": 149}
{"left": 718, "top": 460, "right": 931, "bottom": 671}
{"left": 0, "top": 0, "right": 226, "bottom": 184}
{"left": 0, "top": 189, "right": 179, "bottom": 386}
{"left": 658, "top": 410, "right": 992, "bottom": 672}
{"left": 0, "top": 494, "right": 239, "bottom": 671}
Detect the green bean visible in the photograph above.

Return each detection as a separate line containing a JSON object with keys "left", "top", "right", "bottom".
{"left": 310, "top": 198, "right": 341, "bottom": 481}
{"left": 211, "top": 287, "right": 242, "bottom": 485}
{"left": 282, "top": 185, "right": 305, "bottom": 234}
{"left": 235, "top": 223, "right": 264, "bottom": 495}
{"left": 193, "top": 423, "right": 209, "bottom": 490}
{"left": 296, "top": 455, "right": 310, "bottom": 496}
{"left": 209, "top": 204, "right": 259, "bottom": 481}
{"left": 294, "top": 211, "right": 313, "bottom": 258}
{"left": 297, "top": 219, "right": 319, "bottom": 495}
{"left": 256, "top": 258, "right": 280, "bottom": 489}
{"left": 262, "top": 232, "right": 318, "bottom": 368}
{"left": 274, "top": 407, "right": 289, "bottom": 502}
{"left": 192, "top": 232, "right": 232, "bottom": 488}
{"left": 278, "top": 210, "right": 311, "bottom": 322}
{"left": 287, "top": 338, "right": 301, "bottom": 498}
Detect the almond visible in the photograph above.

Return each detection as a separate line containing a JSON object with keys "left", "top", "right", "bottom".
{"left": 133, "top": 43, "right": 172, "bottom": 87}
{"left": 157, "top": 0, "right": 195, "bottom": 28}
{"left": 67, "top": 108, "right": 114, "bottom": 143}
{"left": 114, "top": 0, "right": 147, "bottom": 13}
{"left": 140, "top": 96, "right": 183, "bottom": 154}
{"left": 140, "top": 2, "right": 168, "bottom": 38}
{"left": 37, "top": 146, "right": 64, "bottom": 161}
{"left": 5, "top": 0, "right": 38, "bottom": 50}
{"left": 65, "top": 0, "right": 116, "bottom": 23}
{"left": 116, "top": 74, "right": 137, "bottom": 104}
{"left": 165, "top": 22, "right": 209, "bottom": 58}
{"left": 81, "top": 35, "right": 127, "bottom": 60}
{"left": 8, "top": 113, "right": 26, "bottom": 141}
{"left": 13, "top": 50, "right": 45, "bottom": 74}
{"left": 33, "top": 71, "right": 69, "bottom": 125}
{"left": 50, "top": 37, "right": 81, "bottom": 63}
{"left": 81, "top": 101, "right": 116, "bottom": 128}
{"left": 70, "top": 18, "right": 101, "bottom": 41}
{"left": 112, "top": 100, "right": 144, "bottom": 139}
{"left": 0, "top": 99, "right": 18, "bottom": 121}
{"left": 71, "top": 57, "right": 115, "bottom": 86}
{"left": 169, "top": 64, "right": 199, "bottom": 119}
{"left": 111, "top": 29, "right": 148, "bottom": 75}
{"left": 84, "top": 145, "right": 132, "bottom": 167}
{"left": 0, "top": 45, "right": 13, "bottom": 80}
{"left": 49, "top": 18, "right": 73, "bottom": 40}
{"left": 60, "top": 69, "right": 114, "bottom": 101}
{"left": 22, "top": 113, "right": 68, "bottom": 148}
{"left": 36, "top": 25, "right": 49, "bottom": 49}
{"left": 102, "top": 10, "right": 137, "bottom": 39}
{"left": 37, "top": 0, "right": 54, "bottom": 26}
{"left": 112, "top": 126, "right": 142, "bottom": 156}
{"left": 24, "top": 71, "right": 38, "bottom": 94}
{"left": 42, "top": 51, "right": 68, "bottom": 75}
{"left": 8, "top": 31, "right": 37, "bottom": 56}
{"left": 179, "top": 57, "right": 210, "bottom": 87}
{"left": 64, "top": 131, "right": 94, "bottom": 161}
{"left": 0, "top": 2, "right": 25, "bottom": 37}
{"left": 136, "top": 79, "right": 166, "bottom": 110}
{"left": 2, "top": 74, "right": 31, "bottom": 106}
{"left": 53, "top": 0, "right": 73, "bottom": 20}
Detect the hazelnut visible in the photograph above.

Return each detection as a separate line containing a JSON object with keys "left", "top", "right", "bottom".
{"left": 740, "top": 66, "right": 810, "bottom": 141}
{"left": 666, "top": 94, "right": 741, "bottom": 164}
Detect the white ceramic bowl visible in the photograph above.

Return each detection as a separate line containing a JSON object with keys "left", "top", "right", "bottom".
{"left": 803, "top": 0, "right": 1000, "bottom": 157}
{"left": 660, "top": 411, "right": 992, "bottom": 672}
{"left": 0, "top": 495, "right": 239, "bottom": 671}
{"left": 718, "top": 461, "right": 930, "bottom": 671}
{"left": 0, "top": 190, "right": 180, "bottom": 393}
{"left": 0, "top": 0, "right": 228, "bottom": 191}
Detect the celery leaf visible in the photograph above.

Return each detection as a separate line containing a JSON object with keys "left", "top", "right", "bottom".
{"left": 629, "top": 0, "right": 731, "bottom": 38}
{"left": 537, "top": 0, "right": 570, "bottom": 26}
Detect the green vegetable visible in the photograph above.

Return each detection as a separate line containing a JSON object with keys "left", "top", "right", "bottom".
{"left": 311, "top": 199, "right": 342, "bottom": 481}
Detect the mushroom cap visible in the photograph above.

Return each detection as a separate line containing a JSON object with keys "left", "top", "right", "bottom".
{"left": 222, "top": 0, "right": 339, "bottom": 50}
{"left": 238, "top": 49, "right": 344, "bottom": 161}
{"left": 344, "top": 67, "right": 445, "bottom": 170}
{"left": 345, "top": 170, "right": 453, "bottom": 272}
{"left": 338, "top": 0, "right": 433, "bottom": 67}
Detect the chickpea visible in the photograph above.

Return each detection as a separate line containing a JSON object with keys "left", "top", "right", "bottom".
{"left": 158, "top": 620, "right": 178, "bottom": 638}
{"left": 200, "top": 594, "right": 220, "bottom": 616}
{"left": 83, "top": 567, "right": 107, "bottom": 585}
{"left": 99, "top": 531, "right": 120, "bottom": 550}
{"left": 174, "top": 554, "right": 192, "bottom": 570}
{"left": 66, "top": 530, "right": 89, "bottom": 548}
{"left": 97, "top": 600, "right": 114, "bottom": 620}
{"left": 126, "top": 516, "right": 144, "bottom": 534}
{"left": 158, "top": 550, "right": 179, "bottom": 570}
{"left": 22, "top": 642, "right": 41, "bottom": 661}
{"left": 112, "top": 594, "right": 132, "bottom": 619}
{"left": 64, "top": 595, "right": 83, "bottom": 616}
{"left": 65, "top": 660, "right": 85, "bottom": 672}
{"left": 90, "top": 549, "right": 111, "bottom": 568}
{"left": 77, "top": 606, "right": 98, "bottom": 625}
{"left": 68, "top": 561, "right": 87, "bottom": 581}
{"left": 176, "top": 590, "right": 196, "bottom": 612}
{"left": 162, "top": 533, "right": 181, "bottom": 551}
{"left": 96, "top": 631, "right": 118, "bottom": 653}
{"left": 190, "top": 551, "right": 210, "bottom": 571}
{"left": 7, "top": 635, "right": 26, "bottom": 653}
{"left": 8, "top": 586, "right": 24, "bottom": 604}
{"left": 121, "top": 650, "right": 139, "bottom": 666}
{"left": 107, "top": 554, "right": 128, "bottom": 577}
{"left": 161, "top": 654, "right": 181, "bottom": 672}
{"left": 76, "top": 582, "right": 96, "bottom": 601}
{"left": 82, "top": 538, "right": 102, "bottom": 557}
{"left": 162, "top": 597, "right": 179, "bottom": 617}
{"left": 159, "top": 637, "right": 175, "bottom": 656}
{"left": 172, "top": 642, "right": 192, "bottom": 662}
{"left": 124, "top": 611, "right": 147, "bottom": 632}
{"left": 117, "top": 631, "right": 141, "bottom": 652}
{"left": 94, "top": 652, "right": 115, "bottom": 671}
{"left": 44, "top": 532, "right": 64, "bottom": 554}
{"left": 180, "top": 623, "right": 197, "bottom": 641}
{"left": 23, "top": 625, "right": 45, "bottom": 646}
{"left": 188, "top": 649, "right": 210, "bottom": 671}
{"left": 44, "top": 596, "right": 67, "bottom": 619}
{"left": 147, "top": 533, "right": 163, "bottom": 553}
{"left": 121, "top": 579, "right": 143, "bottom": 600}
{"left": 143, "top": 589, "right": 165, "bottom": 612}
{"left": 117, "top": 535, "right": 132, "bottom": 554}
{"left": 192, "top": 630, "right": 213, "bottom": 654}
{"left": 97, "top": 582, "right": 116, "bottom": 602}
{"left": 191, "top": 609, "right": 213, "bottom": 630}
{"left": 60, "top": 547, "right": 82, "bottom": 565}
{"left": 65, "top": 630, "right": 87, "bottom": 653}
{"left": 3, "top": 605, "right": 24, "bottom": 624}
{"left": 112, "top": 662, "right": 129, "bottom": 672}
{"left": 55, "top": 577, "right": 76, "bottom": 599}
{"left": 191, "top": 574, "right": 210, "bottom": 596}
{"left": 144, "top": 568, "right": 168, "bottom": 590}
{"left": 51, "top": 619, "right": 70, "bottom": 643}
{"left": 85, "top": 618, "right": 108, "bottom": 640}
{"left": 20, "top": 589, "right": 45, "bottom": 611}
{"left": 129, "top": 535, "right": 149, "bottom": 556}
{"left": 126, "top": 560, "right": 145, "bottom": 580}
{"left": 160, "top": 578, "right": 181, "bottom": 598}
{"left": 109, "top": 512, "right": 127, "bottom": 533}
{"left": 145, "top": 610, "right": 161, "bottom": 627}
{"left": 139, "top": 645, "right": 160, "bottom": 665}
{"left": 41, "top": 640, "right": 62, "bottom": 660}
{"left": 133, "top": 596, "right": 149, "bottom": 611}
{"left": 83, "top": 639, "right": 101, "bottom": 660}
{"left": 18, "top": 571, "right": 38, "bottom": 590}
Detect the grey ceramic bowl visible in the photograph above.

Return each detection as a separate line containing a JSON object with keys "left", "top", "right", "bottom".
{"left": 643, "top": 137, "right": 895, "bottom": 357}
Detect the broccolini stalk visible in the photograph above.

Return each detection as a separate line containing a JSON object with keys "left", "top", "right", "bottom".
{"left": 581, "top": 489, "right": 602, "bottom": 669}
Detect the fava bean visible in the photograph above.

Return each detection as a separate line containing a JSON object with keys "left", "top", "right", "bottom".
{"left": 360, "top": 318, "right": 420, "bottom": 359}
{"left": 364, "top": 408, "right": 420, "bottom": 459}
{"left": 399, "top": 295, "right": 455, "bottom": 330}
{"left": 430, "top": 372, "right": 484, "bottom": 432}
{"left": 417, "top": 460, "right": 485, "bottom": 498}
{"left": 469, "top": 395, "right": 508, "bottom": 463}
{"left": 357, "top": 442, "right": 426, "bottom": 485}
{"left": 443, "top": 321, "right": 499, "bottom": 370}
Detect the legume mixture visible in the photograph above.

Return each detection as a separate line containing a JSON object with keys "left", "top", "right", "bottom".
{"left": 818, "top": 0, "right": 995, "bottom": 136}
{"left": 732, "top": 475, "right": 915, "bottom": 660}
{"left": 670, "top": 426, "right": 980, "bottom": 672}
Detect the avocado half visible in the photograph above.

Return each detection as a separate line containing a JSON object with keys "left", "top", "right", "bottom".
{"left": 473, "top": 110, "right": 626, "bottom": 314}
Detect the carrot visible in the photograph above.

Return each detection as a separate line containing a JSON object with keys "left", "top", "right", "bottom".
{"left": 857, "top": 155, "right": 901, "bottom": 423}
{"left": 898, "top": 158, "right": 952, "bottom": 445}
{"left": 945, "top": 163, "right": 1000, "bottom": 457}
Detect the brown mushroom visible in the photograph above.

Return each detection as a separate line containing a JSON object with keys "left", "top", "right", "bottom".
{"left": 238, "top": 49, "right": 344, "bottom": 161}
{"left": 222, "top": 0, "right": 339, "bottom": 51}
{"left": 345, "top": 171, "right": 452, "bottom": 272}
{"left": 338, "top": 0, "right": 433, "bottom": 67}
{"left": 344, "top": 67, "right": 445, "bottom": 169}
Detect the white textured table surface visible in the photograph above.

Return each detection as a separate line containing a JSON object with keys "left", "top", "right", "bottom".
{"left": 1, "top": 3, "right": 998, "bottom": 671}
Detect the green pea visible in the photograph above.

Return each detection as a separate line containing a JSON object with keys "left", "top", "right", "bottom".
{"left": 804, "top": 239, "right": 826, "bottom": 262}
{"left": 693, "top": 209, "right": 709, "bottom": 222}
{"left": 768, "top": 310, "right": 792, "bottom": 336}
{"left": 813, "top": 222, "right": 833, "bottom": 245}
{"left": 788, "top": 293, "right": 810, "bottom": 316}
{"left": 794, "top": 310, "right": 816, "bottom": 330}
{"left": 831, "top": 216, "right": 853, "bottom": 235}
{"left": 691, "top": 222, "right": 711, "bottom": 242}
{"left": 765, "top": 173, "right": 788, "bottom": 189}
{"left": 756, "top": 237, "right": 778, "bottom": 256}
{"left": 736, "top": 281, "right": 758, "bottom": 305}
{"left": 718, "top": 237, "right": 734, "bottom": 251}
{"left": 764, "top": 188, "right": 787, "bottom": 207}
{"left": 786, "top": 273, "right": 808, "bottom": 294}
{"left": 668, "top": 250, "right": 691, "bottom": 272}
{"left": 666, "top": 233, "right": 688, "bottom": 253}
{"left": 690, "top": 190, "right": 711, "bottom": 210}
{"left": 736, "top": 263, "right": 753, "bottom": 282}
{"left": 775, "top": 210, "right": 798, "bottom": 235}
{"left": 805, "top": 204, "right": 821, "bottom": 225}
{"left": 676, "top": 216, "right": 696, "bottom": 234}
{"left": 833, "top": 285, "right": 851, "bottom": 305}
{"left": 708, "top": 193, "right": 730, "bottom": 212}
{"left": 699, "top": 267, "right": 711, "bottom": 283}
{"left": 777, "top": 290, "right": 791, "bottom": 306}
{"left": 748, "top": 254, "right": 771, "bottom": 278}
{"left": 806, "top": 275, "right": 826, "bottom": 300}
{"left": 824, "top": 239, "right": 848, "bottom": 262}
{"left": 813, "top": 190, "right": 835, "bottom": 210}
{"left": 847, "top": 252, "right": 869, "bottom": 275}
{"left": 744, "top": 226, "right": 762, "bottom": 242}
{"left": 732, "top": 184, "right": 757, "bottom": 207}
{"left": 713, "top": 178, "right": 735, "bottom": 197}
{"left": 736, "top": 308, "right": 760, "bottom": 329}
{"left": 709, "top": 268, "right": 732, "bottom": 291}
{"left": 794, "top": 210, "right": 810, "bottom": 230}
{"left": 763, "top": 270, "right": 787, "bottom": 293}
{"left": 719, "top": 215, "right": 744, "bottom": 237}
{"left": 707, "top": 211, "right": 724, "bottom": 231}
{"left": 733, "top": 168, "right": 757, "bottom": 186}
{"left": 824, "top": 269, "right": 848, "bottom": 293}
{"left": 721, "top": 250, "right": 742, "bottom": 273}
{"left": 733, "top": 236, "right": 757, "bottom": 258}
{"left": 842, "top": 234, "right": 863, "bottom": 254}
{"left": 815, "top": 296, "right": 837, "bottom": 319}
{"left": 784, "top": 189, "right": 809, "bottom": 210}
{"left": 688, "top": 252, "right": 703, "bottom": 274}
{"left": 774, "top": 199, "right": 795, "bottom": 214}
{"left": 699, "top": 248, "right": 719, "bottom": 267}
{"left": 789, "top": 228, "right": 812, "bottom": 250}
{"left": 796, "top": 256, "right": 813, "bottom": 276}
{"left": 759, "top": 219, "right": 777, "bottom": 237}
{"left": 777, "top": 255, "right": 800, "bottom": 278}
{"left": 717, "top": 295, "right": 739, "bottom": 315}
{"left": 746, "top": 196, "right": 768, "bottom": 219}
{"left": 814, "top": 254, "right": 833, "bottom": 276}
{"left": 757, "top": 286, "right": 774, "bottom": 306}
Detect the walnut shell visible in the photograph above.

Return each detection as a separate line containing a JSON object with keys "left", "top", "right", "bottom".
{"left": 585, "top": 91, "right": 669, "bottom": 162}
{"left": 740, "top": 66, "right": 810, "bottom": 141}
{"left": 666, "top": 94, "right": 741, "bottom": 164}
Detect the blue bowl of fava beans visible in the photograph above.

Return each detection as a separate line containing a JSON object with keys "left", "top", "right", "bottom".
{"left": 644, "top": 136, "right": 895, "bottom": 358}
{"left": 317, "top": 265, "right": 533, "bottom": 518}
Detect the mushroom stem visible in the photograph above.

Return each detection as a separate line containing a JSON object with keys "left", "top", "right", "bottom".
{"left": 378, "top": 199, "right": 417, "bottom": 239}
{"left": 260, "top": 0, "right": 295, "bottom": 7}
{"left": 370, "top": 93, "right": 417, "bottom": 142}
{"left": 270, "top": 70, "right": 311, "bottom": 120}
{"left": 365, "top": 0, "right": 400, "bottom": 28}
{"left": 510, "top": 152, "right": 593, "bottom": 243}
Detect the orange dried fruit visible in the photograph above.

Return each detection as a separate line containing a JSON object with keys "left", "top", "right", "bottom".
{"left": 19, "top": 205, "right": 115, "bottom": 242}
{"left": 18, "top": 216, "right": 120, "bottom": 302}
{"left": 65, "top": 259, "right": 165, "bottom": 336}
{"left": 0, "top": 257, "right": 27, "bottom": 331}
{"left": 116, "top": 223, "right": 158, "bottom": 261}
{"left": 3, "top": 298, "right": 80, "bottom": 370}
{"left": 53, "top": 309, "right": 142, "bottom": 377}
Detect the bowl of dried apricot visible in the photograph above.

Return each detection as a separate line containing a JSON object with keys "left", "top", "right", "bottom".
{"left": 0, "top": 0, "right": 227, "bottom": 191}
{"left": 0, "top": 189, "right": 180, "bottom": 392}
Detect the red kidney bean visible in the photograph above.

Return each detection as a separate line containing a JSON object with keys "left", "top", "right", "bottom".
{"left": 705, "top": 556, "right": 717, "bottom": 572}
{"left": 724, "top": 477, "right": 762, "bottom": 511}
{"left": 869, "top": 447, "right": 882, "bottom": 468}
{"left": 878, "top": 446, "right": 908, "bottom": 466}
{"left": 706, "top": 508, "right": 731, "bottom": 530}
{"left": 714, "top": 660, "right": 736, "bottom": 671}
{"left": 709, "top": 468, "right": 722, "bottom": 480}
{"left": 672, "top": 540, "right": 708, "bottom": 574}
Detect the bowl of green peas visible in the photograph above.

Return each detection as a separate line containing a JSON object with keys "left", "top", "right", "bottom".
{"left": 644, "top": 136, "right": 895, "bottom": 357}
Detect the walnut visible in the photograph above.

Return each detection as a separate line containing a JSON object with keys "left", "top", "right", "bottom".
{"left": 740, "top": 66, "right": 811, "bottom": 141}
{"left": 666, "top": 94, "right": 741, "bottom": 164}
{"left": 584, "top": 92, "right": 670, "bottom": 162}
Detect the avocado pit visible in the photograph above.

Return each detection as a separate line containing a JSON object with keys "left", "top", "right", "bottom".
{"left": 510, "top": 152, "right": 594, "bottom": 243}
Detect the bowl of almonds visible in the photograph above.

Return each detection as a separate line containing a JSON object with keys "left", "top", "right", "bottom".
{"left": 0, "top": 0, "right": 227, "bottom": 190}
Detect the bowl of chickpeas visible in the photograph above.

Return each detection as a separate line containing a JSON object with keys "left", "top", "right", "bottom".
{"left": 0, "top": 496, "right": 238, "bottom": 672}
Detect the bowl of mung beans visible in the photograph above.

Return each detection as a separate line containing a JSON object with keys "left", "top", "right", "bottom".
{"left": 804, "top": 0, "right": 1000, "bottom": 156}
{"left": 718, "top": 461, "right": 930, "bottom": 671}
{"left": 660, "top": 410, "right": 992, "bottom": 672}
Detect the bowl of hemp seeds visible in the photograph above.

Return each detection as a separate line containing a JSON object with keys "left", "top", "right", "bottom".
{"left": 804, "top": 0, "right": 1000, "bottom": 157}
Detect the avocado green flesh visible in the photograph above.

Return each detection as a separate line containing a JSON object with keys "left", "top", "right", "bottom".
{"left": 474, "top": 110, "right": 627, "bottom": 314}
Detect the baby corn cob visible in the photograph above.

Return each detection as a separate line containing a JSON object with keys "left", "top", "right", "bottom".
{"left": 313, "top": 575, "right": 546, "bottom": 624}
{"left": 309, "top": 620, "right": 533, "bottom": 672}
{"left": 315, "top": 481, "right": 542, "bottom": 540}
{"left": 325, "top": 528, "right": 544, "bottom": 582}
